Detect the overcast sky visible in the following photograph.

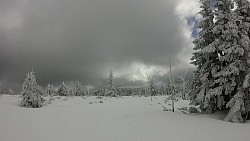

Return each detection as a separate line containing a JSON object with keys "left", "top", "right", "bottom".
{"left": 0, "top": 0, "right": 200, "bottom": 89}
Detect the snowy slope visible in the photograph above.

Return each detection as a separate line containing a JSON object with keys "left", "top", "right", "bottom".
{"left": 0, "top": 95, "right": 249, "bottom": 141}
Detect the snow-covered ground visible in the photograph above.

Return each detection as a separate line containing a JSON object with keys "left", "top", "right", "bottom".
{"left": 0, "top": 95, "right": 249, "bottom": 141}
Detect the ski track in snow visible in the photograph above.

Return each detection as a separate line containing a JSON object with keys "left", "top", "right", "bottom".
{"left": 98, "top": 117, "right": 142, "bottom": 141}
{"left": 103, "top": 118, "right": 114, "bottom": 141}
{"left": 133, "top": 118, "right": 142, "bottom": 141}
{"left": 120, "top": 118, "right": 126, "bottom": 141}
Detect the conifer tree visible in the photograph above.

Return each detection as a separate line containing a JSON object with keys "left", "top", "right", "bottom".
{"left": 149, "top": 79, "right": 157, "bottom": 101}
{"left": 192, "top": 0, "right": 250, "bottom": 122}
{"left": 58, "top": 81, "right": 68, "bottom": 96}
{"left": 46, "top": 84, "right": 54, "bottom": 96}
{"left": 235, "top": 0, "right": 250, "bottom": 121}
{"left": 106, "top": 71, "right": 118, "bottom": 97}
{"left": 45, "top": 83, "right": 55, "bottom": 104}
{"left": 74, "top": 81, "right": 84, "bottom": 96}
{"left": 223, "top": 0, "right": 250, "bottom": 122}
{"left": 20, "top": 70, "right": 44, "bottom": 108}
{"left": 190, "top": 0, "right": 218, "bottom": 113}
{"left": 202, "top": 0, "right": 235, "bottom": 114}
{"left": 210, "top": 0, "right": 250, "bottom": 122}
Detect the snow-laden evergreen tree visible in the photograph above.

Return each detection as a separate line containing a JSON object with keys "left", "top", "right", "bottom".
{"left": 234, "top": 0, "right": 250, "bottom": 121}
{"left": 74, "top": 81, "right": 84, "bottom": 96}
{"left": 192, "top": 0, "right": 250, "bottom": 122}
{"left": 149, "top": 79, "right": 157, "bottom": 101}
{"left": 45, "top": 83, "right": 55, "bottom": 104}
{"left": 20, "top": 70, "right": 44, "bottom": 108}
{"left": 58, "top": 81, "right": 68, "bottom": 96}
{"left": 46, "top": 84, "right": 54, "bottom": 96}
{"left": 165, "top": 81, "right": 172, "bottom": 95}
{"left": 210, "top": 0, "right": 250, "bottom": 122}
{"left": 190, "top": 0, "right": 219, "bottom": 114}
{"left": 106, "top": 71, "right": 118, "bottom": 97}
{"left": 222, "top": 0, "right": 250, "bottom": 122}
{"left": 203, "top": 0, "right": 235, "bottom": 114}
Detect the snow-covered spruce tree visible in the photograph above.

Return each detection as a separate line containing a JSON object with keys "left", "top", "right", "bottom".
{"left": 146, "top": 74, "right": 157, "bottom": 99}
{"left": 149, "top": 79, "right": 157, "bottom": 101}
{"left": 222, "top": 0, "right": 250, "bottom": 122}
{"left": 207, "top": 0, "right": 250, "bottom": 122}
{"left": 235, "top": 0, "right": 250, "bottom": 121}
{"left": 192, "top": 0, "right": 250, "bottom": 122}
{"left": 106, "top": 71, "right": 118, "bottom": 97}
{"left": 74, "top": 81, "right": 84, "bottom": 96}
{"left": 20, "top": 70, "right": 44, "bottom": 108}
{"left": 203, "top": 0, "right": 236, "bottom": 114}
{"left": 46, "top": 84, "right": 54, "bottom": 96}
{"left": 190, "top": 0, "right": 220, "bottom": 113}
{"left": 165, "top": 81, "right": 172, "bottom": 95}
{"left": 46, "top": 83, "right": 55, "bottom": 103}
{"left": 58, "top": 81, "right": 68, "bottom": 96}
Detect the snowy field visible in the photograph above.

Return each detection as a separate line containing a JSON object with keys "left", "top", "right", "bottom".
{"left": 0, "top": 95, "right": 250, "bottom": 141}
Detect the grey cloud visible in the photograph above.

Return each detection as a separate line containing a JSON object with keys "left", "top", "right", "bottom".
{"left": 0, "top": 0, "right": 194, "bottom": 89}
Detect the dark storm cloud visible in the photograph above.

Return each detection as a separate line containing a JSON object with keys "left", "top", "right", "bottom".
{"left": 0, "top": 0, "right": 194, "bottom": 89}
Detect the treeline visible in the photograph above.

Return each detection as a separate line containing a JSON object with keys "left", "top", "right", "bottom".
{"left": 0, "top": 70, "right": 192, "bottom": 98}
{"left": 0, "top": 69, "right": 192, "bottom": 108}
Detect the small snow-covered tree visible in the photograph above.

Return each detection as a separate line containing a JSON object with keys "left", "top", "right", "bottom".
{"left": 58, "top": 81, "right": 68, "bottom": 96}
{"left": 46, "top": 84, "right": 54, "bottom": 96}
{"left": 149, "top": 79, "right": 157, "bottom": 101}
{"left": 74, "top": 81, "right": 84, "bottom": 96}
{"left": 146, "top": 73, "right": 157, "bottom": 100}
{"left": 108, "top": 71, "right": 115, "bottom": 90}
{"left": 106, "top": 71, "right": 118, "bottom": 97}
{"left": 165, "top": 81, "right": 172, "bottom": 95}
{"left": 20, "top": 70, "right": 44, "bottom": 108}
{"left": 46, "top": 83, "right": 55, "bottom": 104}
